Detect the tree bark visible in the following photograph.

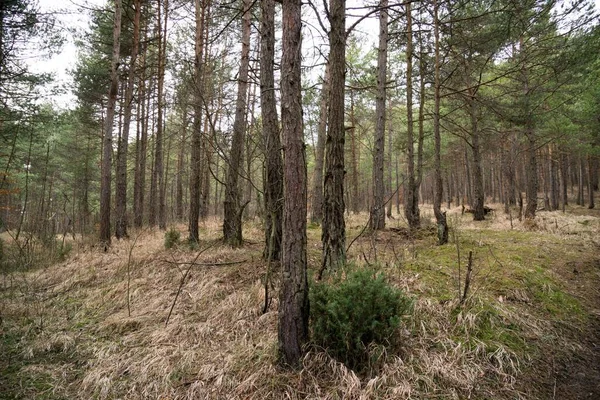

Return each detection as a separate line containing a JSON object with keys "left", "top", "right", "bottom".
{"left": 115, "top": 0, "right": 141, "bottom": 239}
{"left": 369, "top": 0, "right": 388, "bottom": 231}
{"left": 470, "top": 95, "right": 485, "bottom": 221}
{"left": 188, "top": 0, "right": 206, "bottom": 244}
{"left": 321, "top": 0, "right": 346, "bottom": 276}
{"left": 404, "top": 2, "right": 420, "bottom": 230}
{"left": 223, "top": 0, "right": 251, "bottom": 247}
{"left": 157, "top": 0, "right": 168, "bottom": 230}
{"left": 310, "top": 63, "right": 329, "bottom": 224}
{"left": 278, "top": 0, "right": 309, "bottom": 367}
{"left": 261, "top": 0, "right": 283, "bottom": 260}
{"left": 99, "top": 0, "right": 122, "bottom": 248}
{"left": 433, "top": 0, "right": 447, "bottom": 245}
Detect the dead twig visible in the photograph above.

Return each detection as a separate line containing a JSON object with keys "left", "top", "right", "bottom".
{"left": 460, "top": 250, "right": 474, "bottom": 305}
{"left": 165, "top": 241, "right": 218, "bottom": 327}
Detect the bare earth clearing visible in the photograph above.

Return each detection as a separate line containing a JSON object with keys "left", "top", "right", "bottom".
{"left": 1, "top": 204, "right": 599, "bottom": 399}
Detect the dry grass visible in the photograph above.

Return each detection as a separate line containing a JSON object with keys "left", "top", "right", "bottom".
{"left": 1, "top": 207, "right": 599, "bottom": 399}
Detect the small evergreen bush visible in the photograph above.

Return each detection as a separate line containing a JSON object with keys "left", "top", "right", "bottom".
{"left": 310, "top": 266, "right": 412, "bottom": 371}
{"left": 164, "top": 228, "right": 181, "bottom": 249}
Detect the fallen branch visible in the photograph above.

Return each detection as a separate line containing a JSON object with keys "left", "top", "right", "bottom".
{"left": 165, "top": 241, "right": 217, "bottom": 327}
{"left": 460, "top": 250, "right": 474, "bottom": 305}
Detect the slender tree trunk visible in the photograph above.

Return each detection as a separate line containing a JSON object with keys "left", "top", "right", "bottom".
{"left": 223, "top": 0, "right": 251, "bottom": 246}
{"left": 470, "top": 95, "right": 485, "bottom": 221}
{"left": 404, "top": 2, "right": 420, "bottom": 230}
{"left": 176, "top": 109, "right": 187, "bottom": 221}
{"left": 189, "top": 0, "right": 205, "bottom": 243}
{"left": 261, "top": 0, "right": 283, "bottom": 260}
{"left": 321, "top": 0, "right": 346, "bottom": 276}
{"left": 386, "top": 101, "right": 393, "bottom": 218}
{"left": 278, "top": 0, "right": 308, "bottom": 367}
{"left": 310, "top": 63, "right": 329, "bottom": 224}
{"left": 349, "top": 91, "right": 360, "bottom": 214}
{"left": 577, "top": 156, "right": 585, "bottom": 206}
{"left": 99, "top": 0, "right": 122, "bottom": 247}
{"left": 115, "top": 0, "right": 141, "bottom": 239}
{"left": 369, "top": 0, "right": 388, "bottom": 231}
{"left": 433, "top": 0, "right": 447, "bottom": 244}
{"left": 133, "top": 25, "right": 149, "bottom": 228}
{"left": 156, "top": 0, "right": 168, "bottom": 230}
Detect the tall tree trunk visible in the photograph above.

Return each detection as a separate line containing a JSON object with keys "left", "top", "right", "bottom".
{"left": 133, "top": 26, "right": 149, "bottom": 228}
{"left": 261, "top": 0, "right": 283, "bottom": 260}
{"left": 433, "top": 0, "right": 447, "bottom": 244}
{"left": 156, "top": 0, "right": 168, "bottom": 230}
{"left": 321, "top": 0, "right": 346, "bottom": 276}
{"left": 349, "top": 91, "right": 360, "bottom": 214}
{"left": 278, "top": 0, "right": 308, "bottom": 367}
{"left": 470, "top": 94, "right": 485, "bottom": 221}
{"left": 404, "top": 2, "right": 420, "bottom": 229}
{"left": 115, "top": 0, "right": 141, "bottom": 239}
{"left": 99, "top": 0, "right": 122, "bottom": 248}
{"left": 369, "top": 0, "right": 388, "bottom": 231}
{"left": 310, "top": 63, "right": 329, "bottom": 224}
{"left": 223, "top": 0, "right": 251, "bottom": 246}
{"left": 175, "top": 109, "right": 187, "bottom": 221}
{"left": 386, "top": 101, "right": 393, "bottom": 218}
{"left": 189, "top": 0, "right": 206, "bottom": 243}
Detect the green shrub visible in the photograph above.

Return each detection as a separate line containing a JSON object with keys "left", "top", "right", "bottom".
{"left": 310, "top": 266, "right": 412, "bottom": 371}
{"left": 164, "top": 228, "right": 181, "bottom": 249}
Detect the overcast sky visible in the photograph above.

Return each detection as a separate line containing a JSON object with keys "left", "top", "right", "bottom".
{"left": 29, "top": 0, "right": 600, "bottom": 109}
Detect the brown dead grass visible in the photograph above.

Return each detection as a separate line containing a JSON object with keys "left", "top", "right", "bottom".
{"left": 1, "top": 207, "right": 599, "bottom": 399}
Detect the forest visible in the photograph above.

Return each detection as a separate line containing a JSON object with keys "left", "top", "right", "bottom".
{"left": 1, "top": 0, "right": 600, "bottom": 398}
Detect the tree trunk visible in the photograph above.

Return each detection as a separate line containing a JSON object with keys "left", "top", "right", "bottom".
{"left": 369, "top": 0, "right": 388, "bottom": 231}
{"left": 470, "top": 95, "right": 485, "bottom": 221}
{"left": 404, "top": 2, "right": 420, "bottom": 230}
{"left": 189, "top": 0, "right": 206, "bottom": 243}
{"left": 433, "top": 0, "right": 447, "bottom": 245}
{"left": 99, "top": 0, "right": 122, "bottom": 248}
{"left": 261, "top": 0, "right": 283, "bottom": 260}
{"left": 349, "top": 91, "right": 360, "bottom": 214}
{"left": 223, "top": 0, "right": 251, "bottom": 247}
{"left": 156, "top": 0, "right": 168, "bottom": 230}
{"left": 133, "top": 27, "right": 149, "bottom": 228}
{"left": 310, "top": 63, "right": 329, "bottom": 224}
{"left": 115, "top": 0, "right": 141, "bottom": 239}
{"left": 524, "top": 130, "right": 538, "bottom": 219}
{"left": 175, "top": 109, "right": 187, "bottom": 221}
{"left": 321, "top": 0, "right": 346, "bottom": 276}
{"left": 278, "top": 0, "right": 309, "bottom": 368}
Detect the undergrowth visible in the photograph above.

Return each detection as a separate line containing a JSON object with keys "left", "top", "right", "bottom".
{"left": 310, "top": 266, "right": 413, "bottom": 373}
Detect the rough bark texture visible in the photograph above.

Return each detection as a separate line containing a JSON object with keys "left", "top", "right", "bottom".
{"left": 115, "top": 0, "right": 141, "bottom": 239}
{"left": 524, "top": 129, "right": 538, "bottom": 219}
{"left": 99, "top": 0, "right": 122, "bottom": 247}
{"left": 156, "top": 0, "right": 168, "bottom": 230}
{"left": 261, "top": 0, "right": 283, "bottom": 260}
{"left": 189, "top": 0, "right": 205, "bottom": 244}
{"left": 470, "top": 96, "right": 485, "bottom": 221}
{"left": 321, "top": 0, "right": 346, "bottom": 276}
{"left": 175, "top": 109, "right": 187, "bottom": 221}
{"left": 349, "top": 92, "right": 360, "bottom": 214}
{"left": 223, "top": 0, "right": 251, "bottom": 247}
{"left": 278, "top": 0, "right": 309, "bottom": 367}
{"left": 369, "top": 0, "right": 388, "bottom": 231}
{"left": 310, "top": 63, "right": 329, "bottom": 225}
{"left": 404, "top": 2, "right": 420, "bottom": 230}
{"left": 133, "top": 31, "right": 149, "bottom": 228}
{"left": 433, "top": 0, "right": 448, "bottom": 245}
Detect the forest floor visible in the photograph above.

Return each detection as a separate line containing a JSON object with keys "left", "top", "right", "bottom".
{"left": 1, "top": 202, "right": 599, "bottom": 399}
